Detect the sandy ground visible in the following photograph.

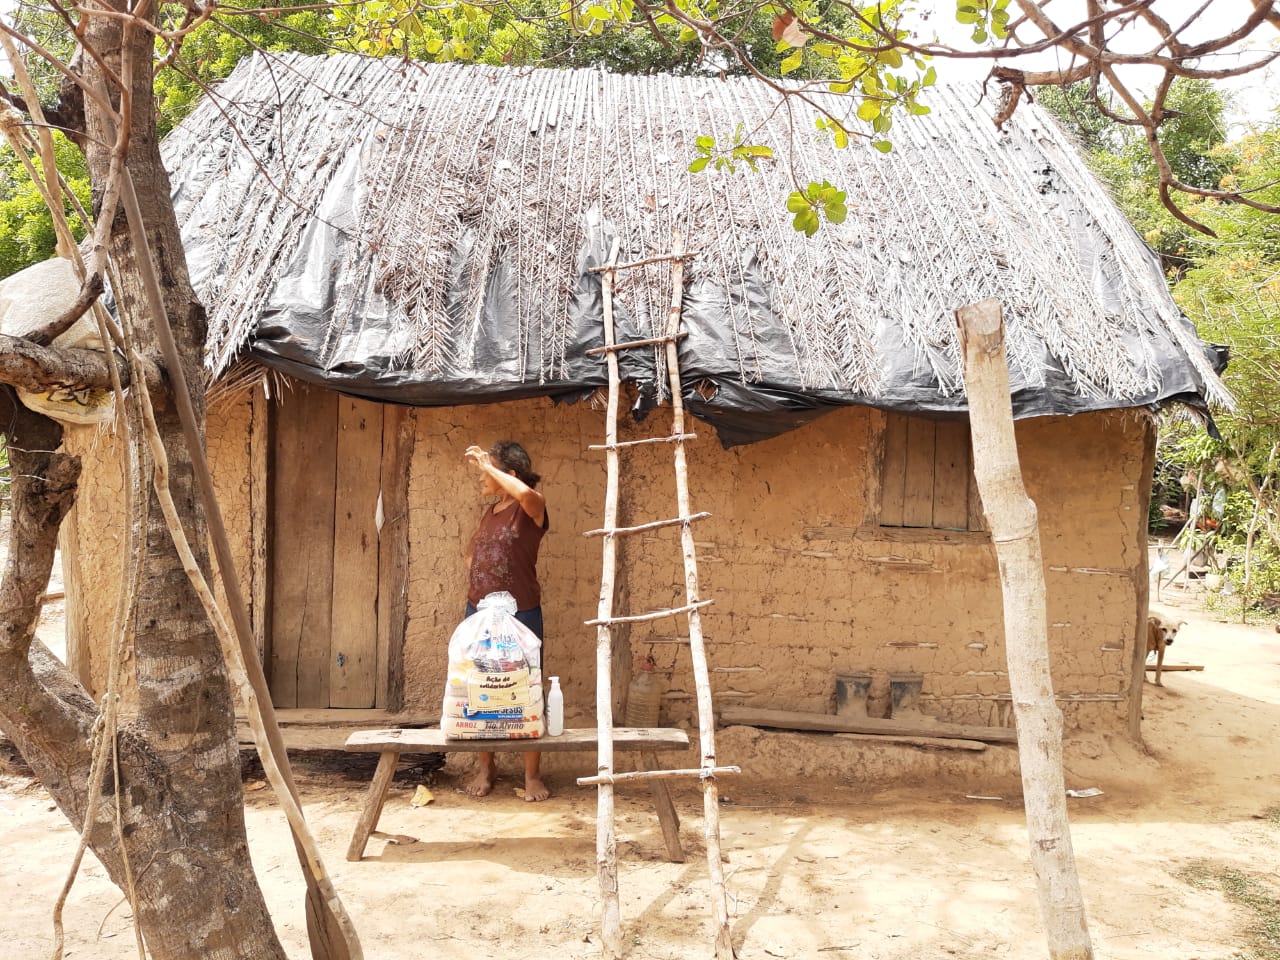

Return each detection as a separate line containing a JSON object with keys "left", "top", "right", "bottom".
{"left": 2, "top": 583, "right": 1279, "bottom": 959}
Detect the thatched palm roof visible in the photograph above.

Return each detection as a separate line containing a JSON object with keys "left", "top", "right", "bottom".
{"left": 166, "top": 52, "right": 1228, "bottom": 444}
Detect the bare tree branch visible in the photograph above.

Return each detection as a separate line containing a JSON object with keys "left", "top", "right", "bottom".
{"left": 0, "top": 333, "right": 147, "bottom": 394}
{"left": 27, "top": 274, "right": 105, "bottom": 345}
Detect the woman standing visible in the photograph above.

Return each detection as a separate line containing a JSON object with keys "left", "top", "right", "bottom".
{"left": 462, "top": 440, "right": 551, "bottom": 801}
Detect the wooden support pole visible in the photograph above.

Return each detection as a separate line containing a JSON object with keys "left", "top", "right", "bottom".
{"left": 642, "top": 750, "right": 686, "bottom": 863}
{"left": 594, "top": 239, "right": 624, "bottom": 960}
{"left": 587, "top": 251, "right": 702, "bottom": 273}
{"left": 663, "top": 232, "right": 735, "bottom": 960}
{"left": 956, "top": 299, "right": 1093, "bottom": 960}
{"left": 346, "top": 751, "right": 399, "bottom": 862}
{"left": 584, "top": 512, "right": 712, "bottom": 538}
{"left": 586, "top": 332, "right": 688, "bottom": 355}
{"left": 1129, "top": 417, "right": 1157, "bottom": 737}
{"left": 584, "top": 599, "right": 714, "bottom": 627}
{"left": 577, "top": 765, "right": 741, "bottom": 786}
{"left": 589, "top": 433, "right": 698, "bottom": 451}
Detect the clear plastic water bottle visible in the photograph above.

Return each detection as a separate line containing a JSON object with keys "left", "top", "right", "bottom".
{"left": 546, "top": 676, "right": 564, "bottom": 736}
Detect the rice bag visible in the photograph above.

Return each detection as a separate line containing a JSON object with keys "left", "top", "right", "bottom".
{"left": 441, "top": 592, "right": 544, "bottom": 740}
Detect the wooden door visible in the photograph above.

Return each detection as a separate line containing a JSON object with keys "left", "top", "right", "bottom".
{"left": 268, "top": 382, "right": 402, "bottom": 709}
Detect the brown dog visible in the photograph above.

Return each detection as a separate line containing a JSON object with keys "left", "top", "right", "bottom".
{"left": 1146, "top": 612, "right": 1184, "bottom": 686}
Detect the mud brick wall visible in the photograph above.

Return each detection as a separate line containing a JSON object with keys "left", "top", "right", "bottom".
{"left": 69, "top": 388, "right": 1150, "bottom": 734}
{"left": 395, "top": 399, "right": 1148, "bottom": 733}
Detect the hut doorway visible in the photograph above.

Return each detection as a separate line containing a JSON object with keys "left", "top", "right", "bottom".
{"left": 267, "top": 382, "right": 409, "bottom": 709}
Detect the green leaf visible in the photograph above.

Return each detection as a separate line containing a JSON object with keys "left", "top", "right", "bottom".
{"left": 833, "top": 127, "right": 849, "bottom": 149}
{"left": 856, "top": 99, "right": 880, "bottom": 122}
{"left": 688, "top": 156, "right": 709, "bottom": 173}
{"left": 793, "top": 207, "right": 820, "bottom": 236}
{"left": 872, "top": 139, "right": 893, "bottom": 153}
{"left": 786, "top": 191, "right": 812, "bottom": 213}
{"left": 425, "top": 37, "right": 444, "bottom": 54}
{"left": 825, "top": 202, "right": 848, "bottom": 225}
{"left": 923, "top": 66, "right": 938, "bottom": 86}
{"left": 587, "top": 5, "right": 611, "bottom": 19}
{"left": 879, "top": 48, "right": 902, "bottom": 69}
{"left": 907, "top": 102, "right": 932, "bottom": 116}
{"left": 695, "top": 134, "right": 715, "bottom": 152}
{"left": 678, "top": 25, "right": 697, "bottom": 42}
{"left": 971, "top": 26, "right": 987, "bottom": 43}
{"left": 956, "top": 10, "right": 978, "bottom": 24}
{"left": 780, "top": 50, "right": 804, "bottom": 75}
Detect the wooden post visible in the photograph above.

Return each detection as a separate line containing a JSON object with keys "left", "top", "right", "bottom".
{"left": 249, "top": 381, "right": 270, "bottom": 668}
{"left": 1129, "top": 417, "right": 1157, "bottom": 739}
{"left": 955, "top": 299, "right": 1094, "bottom": 960}
{"left": 662, "top": 232, "right": 735, "bottom": 960}
{"left": 594, "top": 239, "right": 624, "bottom": 960}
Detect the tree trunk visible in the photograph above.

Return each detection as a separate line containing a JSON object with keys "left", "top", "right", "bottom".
{"left": 955, "top": 299, "right": 1094, "bottom": 960}
{"left": 0, "top": 7, "right": 288, "bottom": 958}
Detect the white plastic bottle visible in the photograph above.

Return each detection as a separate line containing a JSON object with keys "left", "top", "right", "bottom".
{"left": 546, "top": 676, "right": 564, "bottom": 736}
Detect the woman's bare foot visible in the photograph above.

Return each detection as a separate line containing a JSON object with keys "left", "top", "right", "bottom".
{"left": 461, "top": 756, "right": 496, "bottom": 797}
{"left": 522, "top": 752, "right": 548, "bottom": 801}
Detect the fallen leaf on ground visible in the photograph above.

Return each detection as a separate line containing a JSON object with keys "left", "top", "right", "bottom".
{"left": 410, "top": 785, "right": 434, "bottom": 807}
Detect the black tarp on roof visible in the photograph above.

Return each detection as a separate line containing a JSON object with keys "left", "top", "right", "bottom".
{"left": 167, "top": 55, "right": 1229, "bottom": 446}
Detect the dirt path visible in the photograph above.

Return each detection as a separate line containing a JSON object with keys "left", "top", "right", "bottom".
{"left": 3, "top": 589, "right": 1278, "bottom": 959}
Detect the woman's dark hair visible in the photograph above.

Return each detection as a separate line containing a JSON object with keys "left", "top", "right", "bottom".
{"left": 490, "top": 440, "right": 540, "bottom": 488}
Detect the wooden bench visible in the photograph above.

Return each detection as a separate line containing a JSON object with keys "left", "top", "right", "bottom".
{"left": 343, "top": 726, "right": 691, "bottom": 862}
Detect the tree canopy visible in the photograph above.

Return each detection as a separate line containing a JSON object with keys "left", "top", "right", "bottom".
{"left": 1044, "top": 78, "right": 1280, "bottom": 609}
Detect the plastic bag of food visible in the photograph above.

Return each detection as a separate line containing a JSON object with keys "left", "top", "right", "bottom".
{"left": 441, "top": 592, "right": 544, "bottom": 740}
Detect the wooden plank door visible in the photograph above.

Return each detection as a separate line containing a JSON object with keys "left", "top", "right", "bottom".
{"left": 269, "top": 383, "right": 387, "bottom": 709}
{"left": 330, "top": 396, "right": 383, "bottom": 707}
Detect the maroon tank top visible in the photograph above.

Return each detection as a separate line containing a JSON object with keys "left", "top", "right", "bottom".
{"left": 467, "top": 502, "right": 549, "bottom": 610}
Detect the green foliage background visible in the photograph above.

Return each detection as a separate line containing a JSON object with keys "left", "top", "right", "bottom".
{"left": 1042, "top": 80, "right": 1280, "bottom": 611}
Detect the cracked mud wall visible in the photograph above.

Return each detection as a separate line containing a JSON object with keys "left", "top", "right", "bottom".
{"left": 396, "top": 399, "right": 1149, "bottom": 734}
{"left": 58, "top": 392, "right": 257, "bottom": 700}
{"left": 67, "top": 389, "right": 1150, "bottom": 735}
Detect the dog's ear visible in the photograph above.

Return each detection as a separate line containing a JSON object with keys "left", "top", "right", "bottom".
{"left": 1177, "top": 620, "right": 1188, "bottom": 632}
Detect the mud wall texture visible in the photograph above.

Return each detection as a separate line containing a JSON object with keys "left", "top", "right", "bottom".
{"left": 394, "top": 399, "right": 1149, "bottom": 734}
{"left": 60, "top": 422, "right": 127, "bottom": 695}
{"left": 70, "top": 389, "right": 1150, "bottom": 734}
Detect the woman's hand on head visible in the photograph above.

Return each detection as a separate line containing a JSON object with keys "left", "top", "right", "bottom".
{"left": 464, "top": 445, "right": 492, "bottom": 471}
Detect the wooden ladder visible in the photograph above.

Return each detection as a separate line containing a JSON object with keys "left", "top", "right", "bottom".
{"left": 579, "top": 233, "right": 738, "bottom": 960}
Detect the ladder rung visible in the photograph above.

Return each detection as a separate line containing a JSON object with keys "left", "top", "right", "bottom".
{"left": 585, "top": 332, "right": 687, "bottom": 356}
{"left": 587, "top": 250, "right": 702, "bottom": 274}
{"left": 577, "top": 765, "right": 741, "bottom": 787}
{"left": 589, "top": 432, "right": 697, "bottom": 451}
{"left": 584, "top": 512, "right": 711, "bottom": 539}
{"left": 585, "top": 599, "right": 714, "bottom": 627}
